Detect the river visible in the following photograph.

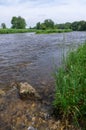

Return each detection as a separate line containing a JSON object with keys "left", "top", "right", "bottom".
{"left": 0, "top": 31, "right": 86, "bottom": 130}
{"left": 0, "top": 31, "right": 86, "bottom": 89}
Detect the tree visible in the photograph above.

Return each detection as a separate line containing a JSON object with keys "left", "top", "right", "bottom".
{"left": 44, "top": 19, "right": 54, "bottom": 29}
{"left": 11, "top": 16, "right": 26, "bottom": 29}
{"left": 1, "top": 23, "right": 6, "bottom": 29}
{"left": 11, "top": 16, "right": 17, "bottom": 29}
{"left": 65, "top": 22, "right": 71, "bottom": 29}
{"left": 71, "top": 21, "right": 79, "bottom": 31}
{"left": 77, "top": 21, "right": 86, "bottom": 31}
{"left": 56, "top": 23, "right": 65, "bottom": 29}
{"left": 40, "top": 23, "right": 46, "bottom": 30}
{"left": 36, "top": 22, "right": 41, "bottom": 29}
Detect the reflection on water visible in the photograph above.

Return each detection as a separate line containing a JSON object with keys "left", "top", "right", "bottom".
{"left": 0, "top": 32, "right": 86, "bottom": 89}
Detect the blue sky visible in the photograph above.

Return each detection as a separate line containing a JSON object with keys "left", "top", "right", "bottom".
{"left": 0, "top": 0, "right": 86, "bottom": 27}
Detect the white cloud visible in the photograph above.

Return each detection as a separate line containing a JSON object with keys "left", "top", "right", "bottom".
{"left": 0, "top": 0, "right": 86, "bottom": 27}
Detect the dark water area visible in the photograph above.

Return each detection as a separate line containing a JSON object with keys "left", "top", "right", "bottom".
{"left": 0, "top": 31, "right": 86, "bottom": 89}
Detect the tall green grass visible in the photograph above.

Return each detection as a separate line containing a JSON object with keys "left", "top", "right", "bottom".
{"left": 0, "top": 29, "right": 35, "bottom": 34}
{"left": 36, "top": 29, "right": 72, "bottom": 34}
{"left": 0, "top": 28, "right": 72, "bottom": 34}
{"left": 53, "top": 43, "right": 86, "bottom": 127}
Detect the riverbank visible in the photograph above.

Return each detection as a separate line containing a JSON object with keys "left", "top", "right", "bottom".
{"left": 36, "top": 29, "right": 72, "bottom": 34}
{"left": 0, "top": 28, "right": 72, "bottom": 34}
{"left": 0, "top": 28, "right": 35, "bottom": 34}
{"left": 53, "top": 43, "right": 86, "bottom": 129}
{"left": 0, "top": 80, "right": 80, "bottom": 130}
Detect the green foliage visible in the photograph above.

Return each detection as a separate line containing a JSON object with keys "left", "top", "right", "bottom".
{"left": 53, "top": 43, "right": 86, "bottom": 127}
{"left": 0, "top": 28, "right": 72, "bottom": 34}
{"left": 0, "top": 28, "right": 35, "bottom": 34}
{"left": 1, "top": 17, "right": 86, "bottom": 31}
{"left": 44, "top": 19, "right": 54, "bottom": 29}
{"left": 35, "top": 20, "right": 86, "bottom": 31}
{"left": 36, "top": 29, "right": 72, "bottom": 34}
{"left": 36, "top": 22, "right": 41, "bottom": 29}
{"left": 78, "top": 21, "right": 86, "bottom": 31}
{"left": 11, "top": 16, "right": 26, "bottom": 29}
{"left": 70, "top": 22, "right": 78, "bottom": 31}
{"left": 56, "top": 23, "right": 68, "bottom": 29}
{"left": 1, "top": 23, "right": 6, "bottom": 29}
{"left": 71, "top": 20, "right": 86, "bottom": 31}
{"left": 35, "top": 19, "right": 55, "bottom": 30}
{"left": 55, "top": 21, "right": 86, "bottom": 31}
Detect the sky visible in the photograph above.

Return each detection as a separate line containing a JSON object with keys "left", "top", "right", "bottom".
{"left": 0, "top": 0, "right": 86, "bottom": 28}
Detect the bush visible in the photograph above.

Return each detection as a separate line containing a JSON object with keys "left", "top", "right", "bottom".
{"left": 53, "top": 43, "right": 86, "bottom": 126}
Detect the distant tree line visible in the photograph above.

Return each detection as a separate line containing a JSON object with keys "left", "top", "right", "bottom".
{"left": 55, "top": 21, "right": 86, "bottom": 31}
{"left": 0, "top": 16, "right": 86, "bottom": 31}
{"left": 35, "top": 19, "right": 86, "bottom": 31}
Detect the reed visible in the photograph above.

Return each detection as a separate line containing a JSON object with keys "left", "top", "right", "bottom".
{"left": 53, "top": 43, "right": 86, "bottom": 127}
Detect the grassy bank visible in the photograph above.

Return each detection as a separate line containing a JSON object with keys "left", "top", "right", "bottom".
{"left": 53, "top": 43, "right": 86, "bottom": 128}
{"left": 0, "top": 28, "right": 72, "bottom": 34}
{"left": 0, "top": 28, "right": 36, "bottom": 34}
{"left": 36, "top": 29, "right": 72, "bottom": 34}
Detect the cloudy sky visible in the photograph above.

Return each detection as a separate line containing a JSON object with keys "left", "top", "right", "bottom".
{"left": 0, "top": 0, "right": 86, "bottom": 28}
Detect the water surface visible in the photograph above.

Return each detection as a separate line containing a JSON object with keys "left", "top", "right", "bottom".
{"left": 0, "top": 31, "right": 86, "bottom": 89}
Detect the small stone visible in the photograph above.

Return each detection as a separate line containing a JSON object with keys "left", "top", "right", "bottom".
{"left": 27, "top": 126, "right": 37, "bottom": 130}
{"left": 0, "top": 89, "right": 5, "bottom": 96}
{"left": 0, "top": 104, "right": 5, "bottom": 111}
{"left": 32, "top": 103, "right": 36, "bottom": 108}
{"left": 32, "top": 117, "right": 36, "bottom": 122}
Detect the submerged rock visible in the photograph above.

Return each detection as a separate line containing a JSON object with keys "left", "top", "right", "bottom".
{"left": 17, "top": 82, "right": 41, "bottom": 100}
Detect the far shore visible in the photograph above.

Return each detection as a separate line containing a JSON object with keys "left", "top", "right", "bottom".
{"left": 0, "top": 28, "right": 72, "bottom": 34}
{"left": 0, "top": 28, "right": 36, "bottom": 34}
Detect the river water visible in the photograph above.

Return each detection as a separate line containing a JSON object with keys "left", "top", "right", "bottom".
{"left": 0, "top": 31, "right": 86, "bottom": 89}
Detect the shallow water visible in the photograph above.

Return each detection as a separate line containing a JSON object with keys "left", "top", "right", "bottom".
{"left": 0, "top": 31, "right": 86, "bottom": 89}
{"left": 0, "top": 31, "right": 86, "bottom": 130}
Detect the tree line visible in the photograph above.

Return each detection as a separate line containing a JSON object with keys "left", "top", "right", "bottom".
{"left": 1, "top": 16, "right": 86, "bottom": 31}
{"left": 35, "top": 20, "right": 86, "bottom": 31}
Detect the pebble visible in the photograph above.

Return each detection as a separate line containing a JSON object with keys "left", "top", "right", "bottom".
{"left": 27, "top": 126, "right": 37, "bottom": 130}
{"left": 0, "top": 89, "right": 5, "bottom": 96}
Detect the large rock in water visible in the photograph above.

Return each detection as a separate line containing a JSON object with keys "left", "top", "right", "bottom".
{"left": 18, "top": 82, "right": 40, "bottom": 100}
